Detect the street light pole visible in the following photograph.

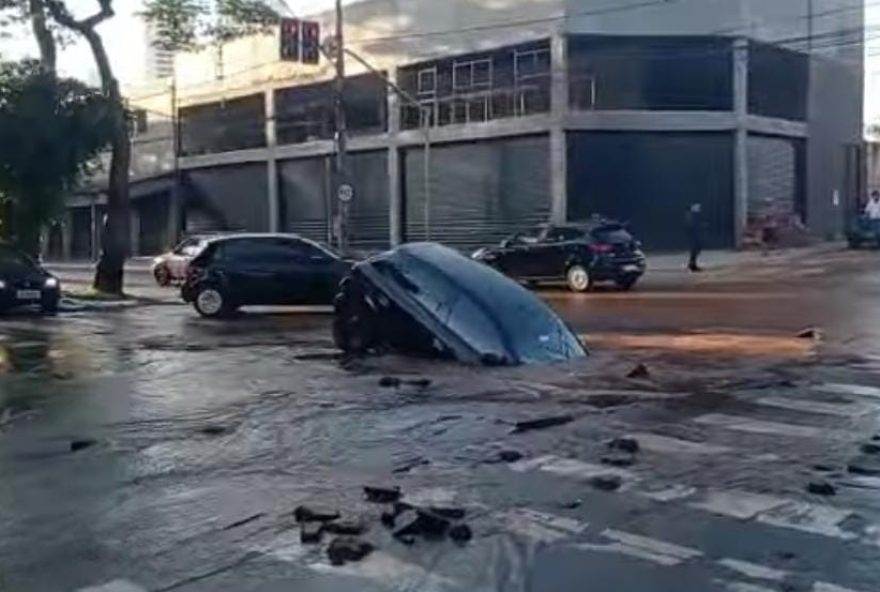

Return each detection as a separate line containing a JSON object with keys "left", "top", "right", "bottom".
{"left": 339, "top": 47, "right": 432, "bottom": 242}
{"left": 334, "top": 0, "right": 349, "bottom": 252}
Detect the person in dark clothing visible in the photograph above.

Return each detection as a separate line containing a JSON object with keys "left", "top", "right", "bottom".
{"left": 686, "top": 202, "right": 705, "bottom": 272}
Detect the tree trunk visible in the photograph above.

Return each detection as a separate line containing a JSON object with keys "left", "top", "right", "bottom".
{"left": 28, "top": 0, "right": 57, "bottom": 74}
{"left": 45, "top": 0, "right": 129, "bottom": 294}
{"left": 86, "top": 29, "right": 129, "bottom": 295}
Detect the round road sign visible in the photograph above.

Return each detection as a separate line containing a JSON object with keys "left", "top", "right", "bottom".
{"left": 337, "top": 183, "right": 354, "bottom": 203}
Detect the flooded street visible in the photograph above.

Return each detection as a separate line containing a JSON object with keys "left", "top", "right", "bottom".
{"left": 5, "top": 247, "right": 880, "bottom": 592}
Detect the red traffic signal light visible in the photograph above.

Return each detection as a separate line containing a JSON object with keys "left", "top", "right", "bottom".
{"left": 301, "top": 21, "right": 321, "bottom": 65}
{"left": 279, "top": 18, "right": 300, "bottom": 61}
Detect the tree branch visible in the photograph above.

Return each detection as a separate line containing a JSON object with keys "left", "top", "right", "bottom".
{"left": 28, "top": 0, "right": 57, "bottom": 73}
{"left": 45, "top": 0, "right": 113, "bottom": 33}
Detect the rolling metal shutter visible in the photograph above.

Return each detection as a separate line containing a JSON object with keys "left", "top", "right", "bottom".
{"left": 404, "top": 135, "right": 550, "bottom": 251}
{"left": 747, "top": 135, "right": 797, "bottom": 219}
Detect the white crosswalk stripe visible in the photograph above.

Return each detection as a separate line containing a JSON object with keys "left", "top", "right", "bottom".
{"left": 816, "top": 383, "right": 880, "bottom": 400}
{"left": 717, "top": 558, "right": 787, "bottom": 582}
{"left": 754, "top": 396, "right": 870, "bottom": 418}
{"left": 693, "top": 413, "right": 846, "bottom": 439}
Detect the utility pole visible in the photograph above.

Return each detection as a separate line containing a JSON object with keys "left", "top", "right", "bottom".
{"left": 169, "top": 68, "right": 181, "bottom": 247}
{"left": 334, "top": 0, "right": 350, "bottom": 252}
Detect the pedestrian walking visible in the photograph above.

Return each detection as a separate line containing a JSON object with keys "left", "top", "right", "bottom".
{"left": 686, "top": 202, "right": 705, "bottom": 272}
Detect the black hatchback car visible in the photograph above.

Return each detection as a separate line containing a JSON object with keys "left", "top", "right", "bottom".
{"left": 472, "top": 221, "right": 646, "bottom": 292}
{"left": 181, "top": 234, "right": 352, "bottom": 318}
{"left": 0, "top": 243, "right": 61, "bottom": 314}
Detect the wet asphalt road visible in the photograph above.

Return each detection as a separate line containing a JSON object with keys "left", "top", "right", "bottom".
{"left": 4, "top": 248, "right": 880, "bottom": 591}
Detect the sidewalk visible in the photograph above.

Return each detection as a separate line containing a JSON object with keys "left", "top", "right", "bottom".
{"left": 646, "top": 242, "right": 845, "bottom": 274}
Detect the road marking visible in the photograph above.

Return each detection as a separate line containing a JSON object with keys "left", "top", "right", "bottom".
{"left": 504, "top": 508, "right": 589, "bottom": 543}
{"left": 817, "top": 383, "right": 880, "bottom": 399}
{"left": 689, "top": 489, "right": 791, "bottom": 520}
{"left": 628, "top": 432, "right": 732, "bottom": 455}
{"left": 756, "top": 502, "right": 856, "bottom": 540}
{"left": 574, "top": 528, "right": 703, "bottom": 566}
{"left": 693, "top": 413, "right": 839, "bottom": 439}
{"left": 640, "top": 484, "right": 699, "bottom": 502}
{"left": 722, "top": 581, "right": 780, "bottom": 592}
{"left": 813, "top": 583, "right": 867, "bottom": 592}
{"left": 717, "top": 558, "right": 788, "bottom": 581}
{"left": 754, "top": 396, "right": 869, "bottom": 418}
{"left": 309, "top": 551, "right": 457, "bottom": 591}
{"left": 77, "top": 581, "right": 147, "bottom": 592}
{"left": 511, "top": 454, "right": 636, "bottom": 483}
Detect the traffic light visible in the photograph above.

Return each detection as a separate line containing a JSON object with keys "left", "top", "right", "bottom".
{"left": 279, "top": 18, "right": 300, "bottom": 61}
{"left": 301, "top": 21, "right": 321, "bottom": 65}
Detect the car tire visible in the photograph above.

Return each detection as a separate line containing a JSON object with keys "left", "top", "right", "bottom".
{"left": 193, "top": 285, "right": 230, "bottom": 318}
{"left": 154, "top": 265, "right": 172, "bottom": 287}
{"left": 566, "top": 265, "right": 592, "bottom": 293}
{"left": 333, "top": 285, "right": 375, "bottom": 354}
{"left": 616, "top": 276, "right": 638, "bottom": 291}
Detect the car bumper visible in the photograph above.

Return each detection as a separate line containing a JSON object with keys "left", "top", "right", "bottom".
{"left": 591, "top": 257, "right": 646, "bottom": 280}
{"left": 0, "top": 287, "right": 60, "bottom": 310}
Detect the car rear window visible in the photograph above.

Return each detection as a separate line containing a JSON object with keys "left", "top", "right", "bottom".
{"left": 590, "top": 225, "right": 632, "bottom": 244}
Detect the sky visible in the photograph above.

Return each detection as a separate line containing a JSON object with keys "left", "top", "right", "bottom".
{"left": 1, "top": 0, "right": 879, "bottom": 126}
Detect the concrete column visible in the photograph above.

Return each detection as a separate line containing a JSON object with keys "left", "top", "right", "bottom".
{"left": 549, "top": 31, "right": 568, "bottom": 224}
{"left": 265, "top": 88, "right": 280, "bottom": 232}
{"left": 62, "top": 209, "right": 72, "bottom": 261}
{"left": 39, "top": 225, "right": 49, "bottom": 260}
{"left": 387, "top": 69, "right": 403, "bottom": 246}
{"left": 733, "top": 38, "right": 749, "bottom": 247}
{"left": 129, "top": 206, "right": 140, "bottom": 257}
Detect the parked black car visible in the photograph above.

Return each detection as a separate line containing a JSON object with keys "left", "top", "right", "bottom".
{"left": 847, "top": 215, "right": 880, "bottom": 249}
{"left": 181, "top": 234, "right": 352, "bottom": 318}
{"left": 0, "top": 243, "right": 61, "bottom": 314}
{"left": 333, "top": 242, "right": 587, "bottom": 365}
{"left": 471, "top": 221, "right": 647, "bottom": 292}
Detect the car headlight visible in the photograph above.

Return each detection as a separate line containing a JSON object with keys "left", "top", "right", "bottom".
{"left": 153, "top": 257, "right": 164, "bottom": 265}
{"left": 44, "top": 277, "right": 59, "bottom": 289}
{"left": 0, "top": 279, "right": 5, "bottom": 290}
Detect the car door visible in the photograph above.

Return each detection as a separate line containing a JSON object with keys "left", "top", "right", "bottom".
{"left": 271, "top": 238, "right": 329, "bottom": 304}
{"left": 516, "top": 226, "right": 564, "bottom": 278}
{"left": 541, "top": 227, "right": 585, "bottom": 277}
{"left": 217, "top": 238, "right": 285, "bottom": 305}
{"left": 291, "top": 241, "right": 347, "bottom": 303}
{"left": 498, "top": 228, "right": 542, "bottom": 278}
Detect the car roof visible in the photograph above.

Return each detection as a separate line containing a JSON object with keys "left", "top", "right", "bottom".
{"left": 202, "top": 232, "right": 337, "bottom": 253}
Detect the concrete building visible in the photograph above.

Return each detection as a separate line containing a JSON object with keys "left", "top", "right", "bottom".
{"left": 57, "top": 0, "right": 864, "bottom": 259}
{"left": 144, "top": 21, "right": 176, "bottom": 82}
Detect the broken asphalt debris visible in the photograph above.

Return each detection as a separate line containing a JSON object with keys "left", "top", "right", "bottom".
{"left": 847, "top": 463, "right": 880, "bottom": 476}
{"left": 392, "top": 457, "right": 430, "bottom": 474}
{"left": 484, "top": 449, "right": 524, "bottom": 464}
{"left": 199, "top": 424, "right": 230, "bottom": 436}
{"left": 405, "top": 378, "right": 432, "bottom": 388}
{"left": 807, "top": 481, "right": 837, "bottom": 496}
{"left": 448, "top": 523, "right": 473, "bottom": 544}
{"left": 512, "top": 414, "right": 574, "bottom": 433}
{"left": 813, "top": 464, "right": 836, "bottom": 472}
{"left": 796, "top": 327, "right": 821, "bottom": 339}
{"left": 560, "top": 499, "right": 583, "bottom": 509}
{"left": 394, "top": 509, "right": 450, "bottom": 541}
{"left": 327, "top": 537, "right": 374, "bottom": 565}
{"left": 323, "top": 520, "right": 368, "bottom": 536}
{"left": 363, "top": 485, "right": 402, "bottom": 503}
{"left": 293, "top": 505, "right": 341, "bottom": 523}
{"left": 300, "top": 522, "right": 324, "bottom": 544}
{"left": 378, "top": 376, "right": 401, "bottom": 388}
{"left": 69, "top": 438, "right": 97, "bottom": 453}
{"left": 590, "top": 474, "right": 623, "bottom": 491}
{"left": 608, "top": 437, "right": 640, "bottom": 454}
{"left": 601, "top": 452, "right": 635, "bottom": 467}
{"left": 861, "top": 443, "right": 880, "bottom": 455}
{"left": 626, "top": 363, "right": 651, "bottom": 379}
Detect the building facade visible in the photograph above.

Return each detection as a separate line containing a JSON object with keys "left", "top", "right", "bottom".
{"left": 54, "top": 0, "right": 864, "bottom": 259}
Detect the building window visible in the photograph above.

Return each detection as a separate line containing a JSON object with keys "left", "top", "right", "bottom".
{"left": 514, "top": 47, "right": 550, "bottom": 116}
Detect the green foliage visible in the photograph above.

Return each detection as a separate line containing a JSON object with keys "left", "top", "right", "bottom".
{"left": 141, "top": 0, "right": 281, "bottom": 52}
{"left": 0, "top": 59, "right": 113, "bottom": 251}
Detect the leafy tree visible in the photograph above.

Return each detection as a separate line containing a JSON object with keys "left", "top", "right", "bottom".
{"left": 41, "top": 0, "right": 131, "bottom": 293}
{"left": 141, "top": 0, "right": 281, "bottom": 52}
{"left": 0, "top": 60, "right": 113, "bottom": 255}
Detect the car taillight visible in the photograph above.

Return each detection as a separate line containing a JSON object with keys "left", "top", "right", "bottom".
{"left": 591, "top": 243, "right": 613, "bottom": 254}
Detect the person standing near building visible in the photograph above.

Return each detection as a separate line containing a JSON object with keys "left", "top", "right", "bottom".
{"left": 686, "top": 202, "right": 705, "bottom": 272}
{"left": 865, "top": 190, "right": 880, "bottom": 239}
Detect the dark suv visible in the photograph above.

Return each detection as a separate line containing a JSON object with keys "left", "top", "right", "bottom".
{"left": 181, "top": 234, "right": 352, "bottom": 317}
{"left": 471, "top": 221, "right": 646, "bottom": 292}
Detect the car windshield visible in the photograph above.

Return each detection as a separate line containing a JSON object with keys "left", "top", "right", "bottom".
{"left": 0, "top": 245, "right": 35, "bottom": 270}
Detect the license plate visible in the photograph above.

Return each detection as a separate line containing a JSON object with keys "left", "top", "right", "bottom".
{"left": 16, "top": 290, "right": 41, "bottom": 300}
{"left": 622, "top": 265, "right": 641, "bottom": 273}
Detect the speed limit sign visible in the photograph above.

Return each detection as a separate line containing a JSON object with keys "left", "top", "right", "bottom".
{"left": 337, "top": 183, "right": 354, "bottom": 203}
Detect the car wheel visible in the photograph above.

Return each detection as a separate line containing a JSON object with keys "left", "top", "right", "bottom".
{"left": 333, "top": 287, "right": 375, "bottom": 353}
{"left": 566, "top": 265, "right": 592, "bottom": 293}
{"left": 154, "top": 265, "right": 172, "bottom": 287}
{"left": 616, "top": 276, "right": 638, "bottom": 291}
{"left": 193, "top": 286, "right": 229, "bottom": 318}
